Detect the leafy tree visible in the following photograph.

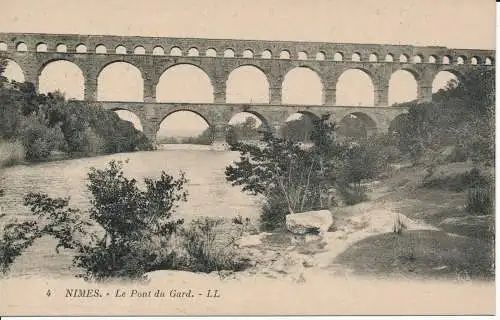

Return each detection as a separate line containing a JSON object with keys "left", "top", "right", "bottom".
{"left": 226, "top": 115, "right": 343, "bottom": 230}
{"left": 226, "top": 116, "right": 263, "bottom": 143}
{"left": 394, "top": 69, "right": 494, "bottom": 165}
{"left": 280, "top": 116, "right": 314, "bottom": 142}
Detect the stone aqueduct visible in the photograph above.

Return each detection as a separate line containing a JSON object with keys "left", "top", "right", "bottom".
{"left": 0, "top": 32, "right": 495, "bottom": 144}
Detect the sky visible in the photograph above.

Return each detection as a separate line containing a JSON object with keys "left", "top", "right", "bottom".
{"left": 0, "top": 0, "right": 494, "bottom": 48}
{"left": 0, "top": 0, "right": 495, "bottom": 138}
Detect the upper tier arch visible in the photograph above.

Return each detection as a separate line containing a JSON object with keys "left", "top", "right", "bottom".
{"left": 0, "top": 32, "right": 494, "bottom": 105}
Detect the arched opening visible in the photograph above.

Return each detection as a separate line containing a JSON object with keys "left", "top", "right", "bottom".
{"left": 337, "top": 112, "right": 377, "bottom": 139}
{"left": 429, "top": 55, "right": 437, "bottom": 63}
{"left": 243, "top": 49, "right": 254, "bottom": 58}
{"left": 224, "top": 49, "right": 235, "bottom": 58}
{"left": 385, "top": 54, "right": 394, "bottom": 62}
{"left": 206, "top": 48, "right": 217, "bottom": 57}
{"left": 115, "top": 45, "right": 127, "bottom": 54}
{"left": 280, "top": 112, "right": 319, "bottom": 143}
{"left": 36, "top": 43, "right": 47, "bottom": 52}
{"left": 113, "top": 109, "right": 143, "bottom": 131}
{"left": 442, "top": 56, "right": 451, "bottom": 64}
{"left": 432, "top": 71, "right": 459, "bottom": 94}
{"left": 134, "top": 46, "right": 146, "bottom": 55}
{"left": 351, "top": 52, "right": 361, "bottom": 62}
{"left": 261, "top": 50, "right": 272, "bottom": 59}
{"left": 369, "top": 53, "right": 378, "bottom": 62}
{"left": 152, "top": 46, "right": 165, "bottom": 55}
{"left": 336, "top": 69, "right": 374, "bottom": 106}
{"left": 227, "top": 112, "right": 267, "bottom": 144}
{"left": 156, "top": 64, "right": 213, "bottom": 103}
{"left": 485, "top": 57, "right": 493, "bottom": 65}
{"left": 76, "top": 44, "right": 87, "bottom": 53}
{"left": 188, "top": 47, "right": 199, "bottom": 56}
{"left": 399, "top": 54, "right": 409, "bottom": 63}
{"left": 39, "top": 60, "right": 84, "bottom": 100}
{"left": 156, "top": 111, "right": 212, "bottom": 145}
{"left": 280, "top": 50, "right": 291, "bottom": 59}
{"left": 16, "top": 42, "right": 27, "bottom": 52}
{"left": 388, "top": 113, "right": 409, "bottom": 135}
{"left": 282, "top": 67, "right": 323, "bottom": 105}
{"left": 56, "top": 44, "right": 67, "bottom": 53}
{"left": 98, "top": 62, "right": 144, "bottom": 101}
{"left": 96, "top": 44, "right": 107, "bottom": 54}
{"left": 388, "top": 69, "right": 418, "bottom": 105}
{"left": 334, "top": 52, "right": 343, "bottom": 61}
{"left": 471, "top": 57, "right": 479, "bottom": 65}
{"left": 457, "top": 56, "right": 466, "bottom": 65}
{"left": 298, "top": 51, "right": 308, "bottom": 60}
{"left": 226, "top": 66, "right": 269, "bottom": 103}
{"left": 316, "top": 52, "right": 326, "bottom": 61}
{"left": 1, "top": 59, "right": 25, "bottom": 82}
{"left": 170, "top": 47, "right": 182, "bottom": 56}
{"left": 412, "top": 55, "right": 423, "bottom": 63}
{"left": 0, "top": 42, "right": 7, "bottom": 51}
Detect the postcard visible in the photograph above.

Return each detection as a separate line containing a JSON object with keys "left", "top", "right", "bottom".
{"left": 0, "top": 0, "right": 496, "bottom": 316}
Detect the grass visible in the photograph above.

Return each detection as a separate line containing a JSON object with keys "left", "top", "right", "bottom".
{"left": 329, "top": 162, "right": 495, "bottom": 282}
{"left": 334, "top": 230, "right": 494, "bottom": 281}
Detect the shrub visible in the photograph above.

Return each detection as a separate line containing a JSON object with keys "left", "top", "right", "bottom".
{"left": 0, "top": 140, "right": 25, "bottom": 168}
{"left": 336, "top": 182, "right": 368, "bottom": 206}
{"left": 338, "top": 139, "right": 387, "bottom": 185}
{"left": 20, "top": 114, "right": 67, "bottom": 161}
{"left": 179, "top": 217, "right": 246, "bottom": 273}
{"left": 466, "top": 185, "right": 494, "bottom": 215}
{"left": 0, "top": 160, "right": 188, "bottom": 279}
{"left": 226, "top": 124, "right": 340, "bottom": 230}
{"left": 259, "top": 194, "right": 290, "bottom": 231}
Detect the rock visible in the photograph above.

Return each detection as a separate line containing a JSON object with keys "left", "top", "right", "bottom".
{"left": 286, "top": 210, "right": 333, "bottom": 235}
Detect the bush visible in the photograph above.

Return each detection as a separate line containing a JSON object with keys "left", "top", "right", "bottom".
{"left": 0, "top": 75, "right": 153, "bottom": 161}
{"left": 20, "top": 114, "right": 67, "bottom": 161}
{"left": 259, "top": 194, "right": 290, "bottom": 231}
{"left": 466, "top": 185, "right": 494, "bottom": 215}
{"left": 226, "top": 118, "right": 341, "bottom": 230}
{"left": 337, "top": 182, "right": 368, "bottom": 206}
{"left": 0, "top": 140, "right": 25, "bottom": 168}
{"left": 178, "top": 217, "right": 246, "bottom": 273}
{"left": 0, "top": 160, "right": 188, "bottom": 279}
{"left": 338, "top": 138, "right": 387, "bottom": 185}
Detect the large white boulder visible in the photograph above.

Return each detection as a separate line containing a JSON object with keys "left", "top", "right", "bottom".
{"left": 285, "top": 210, "right": 334, "bottom": 235}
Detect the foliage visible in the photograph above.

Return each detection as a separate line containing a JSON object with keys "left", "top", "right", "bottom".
{"left": 0, "top": 139, "right": 25, "bottom": 168}
{"left": 158, "top": 127, "right": 213, "bottom": 145}
{"left": 394, "top": 69, "right": 494, "bottom": 165}
{"left": 336, "top": 182, "right": 368, "bottom": 206}
{"left": 0, "top": 59, "right": 153, "bottom": 162}
{"left": 20, "top": 113, "right": 67, "bottom": 161}
{"left": 466, "top": 185, "right": 494, "bottom": 216}
{"left": 280, "top": 115, "right": 314, "bottom": 142}
{"left": 226, "top": 116, "right": 263, "bottom": 143}
{"left": 178, "top": 217, "right": 246, "bottom": 273}
{"left": 226, "top": 115, "right": 344, "bottom": 230}
{"left": 0, "top": 161, "right": 188, "bottom": 279}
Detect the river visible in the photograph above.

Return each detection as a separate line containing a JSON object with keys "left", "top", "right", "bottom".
{"left": 0, "top": 145, "right": 261, "bottom": 277}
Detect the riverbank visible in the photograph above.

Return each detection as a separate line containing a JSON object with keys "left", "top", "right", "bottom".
{"left": 0, "top": 153, "right": 495, "bottom": 315}
{"left": 2, "top": 160, "right": 494, "bottom": 281}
